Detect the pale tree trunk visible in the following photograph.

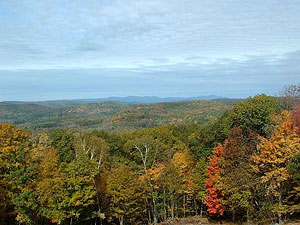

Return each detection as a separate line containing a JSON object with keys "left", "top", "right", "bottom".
{"left": 119, "top": 216, "right": 124, "bottom": 225}
{"left": 200, "top": 202, "right": 203, "bottom": 218}
{"left": 194, "top": 199, "right": 198, "bottom": 216}
{"left": 93, "top": 178, "right": 103, "bottom": 224}
{"left": 279, "top": 193, "right": 282, "bottom": 225}
{"left": 153, "top": 197, "right": 157, "bottom": 224}
{"left": 146, "top": 197, "right": 151, "bottom": 224}
{"left": 135, "top": 145, "right": 158, "bottom": 224}
{"left": 163, "top": 188, "right": 167, "bottom": 221}
{"left": 247, "top": 208, "right": 250, "bottom": 225}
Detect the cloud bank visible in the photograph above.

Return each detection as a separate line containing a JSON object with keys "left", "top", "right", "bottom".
{"left": 0, "top": 0, "right": 299, "bottom": 100}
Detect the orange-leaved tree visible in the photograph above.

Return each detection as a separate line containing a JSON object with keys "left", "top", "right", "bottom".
{"left": 291, "top": 105, "right": 300, "bottom": 135}
{"left": 205, "top": 143, "right": 225, "bottom": 216}
{"left": 252, "top": 111, "right": 300, "bottom": 223}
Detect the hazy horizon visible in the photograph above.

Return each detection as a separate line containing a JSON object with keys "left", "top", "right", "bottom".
{"left": 1, "top": 0, "right": 299, "bottom": 101}
{"left": 0, "top": 94, "right": 237, "bottom": 103}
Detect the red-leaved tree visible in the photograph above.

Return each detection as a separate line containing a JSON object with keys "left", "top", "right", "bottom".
{"left": 205, "top": 143, "right": 225, "bottom": 216}
{"left": 291, "top": 105, "right": 300, "bottom": 135}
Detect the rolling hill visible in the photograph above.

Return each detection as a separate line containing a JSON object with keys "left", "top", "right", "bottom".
{"left": 0, "top": 98, "right": 238, "bottom": 130}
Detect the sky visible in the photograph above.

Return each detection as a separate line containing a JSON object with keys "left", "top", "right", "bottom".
{"left": 0, "top": 0, "right": 300, "bottom": 101}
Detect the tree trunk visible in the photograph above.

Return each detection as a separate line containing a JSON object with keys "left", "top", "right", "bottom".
{"left": 119, "top": 216, "right": 124, "bottom": 225}
{"left": 183, "top": 193, "right": 186, "bottom": 218}
{"left": 200, "top": 202, "right": 203, "bottom": 218}
{"left": 175, "top": 199, "right": 178, "bottom": 217}
{"left": 153, "top": 198, "right": 157, "bottom": 225}
{"left": 171, "top": 197, "right": 175, "bottom": 220}
{"left": 146, "top": 197, "right": 151, "bottom": 224}
{"left": 194, "top": 199, "right": 198, "bottom": 216}
{"left": 139, "top": 149, "right": 157, "bottom": 225}
{"left": 93, "top": 178, "right": 102, "bottom": 224}
{"left": 247, "top": 208, "right": 250, "bottom": 225}
{"left": 163, "top": 188, "right": 167, "bottom": 221}
{"left": 279, "top": 193, "right": 282, "bottom": 225}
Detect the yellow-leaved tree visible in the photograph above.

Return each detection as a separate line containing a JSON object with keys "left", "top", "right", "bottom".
{"left": 252, "top": 112, "right": 300, "bottom": 224}
{"left": 171, "top": 150, "right": 195, "bottom": 218}
{"left": 0, "top": 124, "right": 29, "bottom": 225}
{"left": 106, "top": 165, "right": 147, "bottom": 225}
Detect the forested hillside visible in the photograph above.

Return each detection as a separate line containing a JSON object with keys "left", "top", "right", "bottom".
{"left": 1, "top": 86, "right": 300, "bottom": 225}
{"left": 0, "top": 99, "right": 235, "bottom": 130}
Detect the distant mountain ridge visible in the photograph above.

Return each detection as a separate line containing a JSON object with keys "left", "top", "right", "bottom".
{"left": 1, "top": 95, "right": 223, "bottom": 106}
{"left": 90, "top": 95, "right": 223, "bottom": 103}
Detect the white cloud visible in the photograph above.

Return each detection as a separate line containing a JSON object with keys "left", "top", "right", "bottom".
{"left": 0, "top": 0, "right": 300, "bottom": 70}
{"left": 0, "top": 0, "right": 299, "bottom": 100}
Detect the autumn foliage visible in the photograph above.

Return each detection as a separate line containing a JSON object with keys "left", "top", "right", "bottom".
{"left": 205, "top": 143, "right": 225, "bottom": 216}
{"left": 291, "top": 105, "right": 300, "bottom": 135}
{"left": 3, "top": 93, "right": 300, "bottom": 224}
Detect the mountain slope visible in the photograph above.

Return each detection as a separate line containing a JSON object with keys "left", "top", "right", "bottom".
{"left": 0, "top": 99, "right": 236, "bottom": 130}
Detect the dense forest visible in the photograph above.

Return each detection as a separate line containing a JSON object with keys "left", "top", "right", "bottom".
{"left": 1, "top": 85, "right": 300, "bottom": 225}
{"left": 0, "top": 99, "right": 235, "bottom": 130}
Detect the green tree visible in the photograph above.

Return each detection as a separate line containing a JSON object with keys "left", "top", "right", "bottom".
{"left": 63, "top": 153, "right": 98, "bottom": 224}
{"left": 33, "top": 146, "right": 68, "bottom": 224}
{"left": 220, "top": 127, "right": 258, "bottom": 223}
{"left": 124, "top": 131, "right": 173, "bottom": 224}
{"left": 106, "top": 165, "right": 147, "bottom": 225}
{"left": 192, "top": 158, "right": 208, "bottom": 217}
{"left": 229, "top": 95, "right": 279, "bottom": 137}
{"left": 75, "top": 132, "right": 110, "bottom": 169}
{"left": 162, "top": 162, "right": 183, "bottom": 220}
{"left": 50, "top": 129, "right": 76, "bottom": 163}
{"left": 287, "top": 153, "right": 300, "bottom": 214}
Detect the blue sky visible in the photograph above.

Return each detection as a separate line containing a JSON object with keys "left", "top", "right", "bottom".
{"left": 0, "top": 0, "right": 300, "bottom": 101}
